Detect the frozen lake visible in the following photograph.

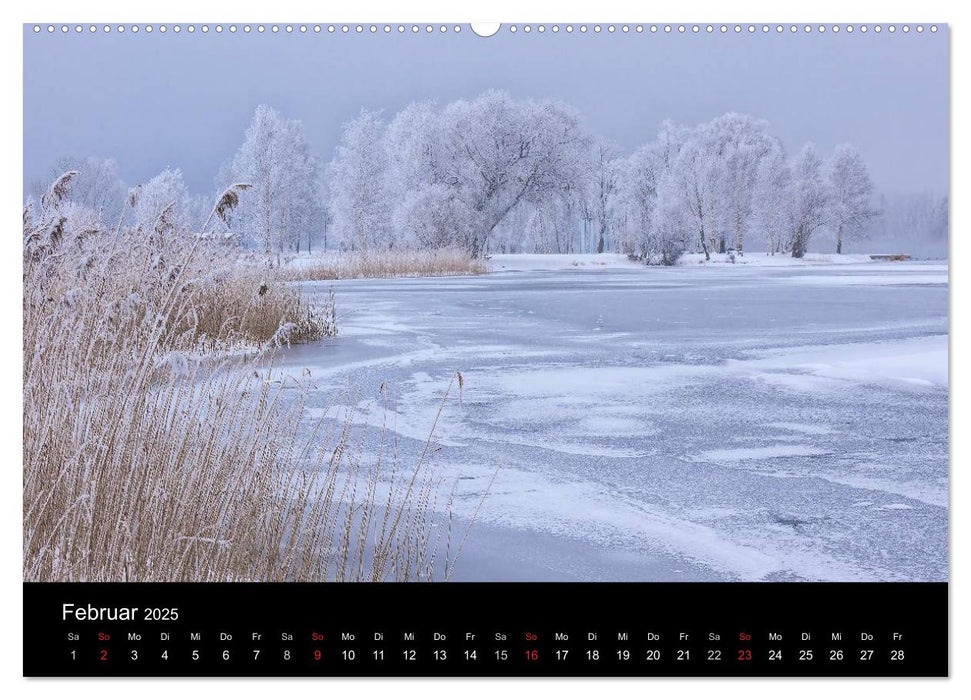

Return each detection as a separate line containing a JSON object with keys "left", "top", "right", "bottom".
{"left": 281, "top": 260, "right": 948, "bottom": 582}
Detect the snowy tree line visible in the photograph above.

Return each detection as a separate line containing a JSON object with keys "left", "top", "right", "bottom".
{"left": 28, "top": 95, "right": 948, "bottom": 263}
{"left": 26, "top": 110, "right": 325, "bottom": 256}
{"left": 322, "top": 99, "right": 936, "bottom": 262}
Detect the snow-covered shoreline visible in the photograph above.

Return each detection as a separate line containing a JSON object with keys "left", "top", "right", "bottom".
{"left": 280, "top": 250, "right": 947, "bottom": 279}
{"left": 488, "top": 251, "right": 945, "bottom": 273}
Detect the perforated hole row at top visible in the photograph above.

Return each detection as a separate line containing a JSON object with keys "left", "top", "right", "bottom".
{"left": 507, "top": 24, "right": 938, "bottom": 34}
{"left": 32, "top": 24, "right": 463, "bottom": 34}
{"left": 31, "top": 23, "right": 941, "bottom": 35}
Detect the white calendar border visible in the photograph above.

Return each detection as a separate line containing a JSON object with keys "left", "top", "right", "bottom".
{"left": 1, "top": 0, "right": 964, "bottom": 697}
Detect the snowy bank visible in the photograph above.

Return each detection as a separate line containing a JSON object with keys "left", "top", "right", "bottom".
{"left": 678, "top": 252, "right": 877, "bottom": 266}
{"left": 488, "top": 253, "right": 640, "bottom": 272}
{"left": 486, "top": 251, "right": 935, "bottom": 273}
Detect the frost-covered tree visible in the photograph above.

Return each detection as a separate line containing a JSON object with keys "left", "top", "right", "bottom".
{"left": 586, "top": 140, "right": 622, "bottom": 254}
{"left": 785, "top": 144, "right": 828, "bottom": 258}
{"left": 326, "top": 110, "right": 392, "bottom": 252}
{"left": 386, "top": 101, "right": 442, "bottom": 198}
{"left": 617, "top": 142, "right": 664, "bottom": 258}
{"left": 752, "top": 143, "right": 791, "bottom": 255}
{"left": 131, "top": 168, "right": 192, "bottom": 233}
{"left": 525, "top": 205, "right": 557, "bottom": 254}
{"left": 230, "top": 105, "right": 283, "bottom": 251}
{"left": 353, "top": 91, "right": 589, "bottom": 257}
{"left": 707, "top": 114, "right": 775, "bottom": 255}
{"left": 656, "top": 114, "right": 775, "bottom": 257}
{"left": 613, "top": 121, "right": 693, "bottom": 263}
{"left": 669, "top": 137, "right": 723, "bottom": 261}
{"left": 276, "top": 118, "right": 322, "bottom": 253}
{"left": 648, "top": 180, "right": 692, "bottom": 265}
{"left": 228, "top": 104, "right": 322, "bottom": 256}
{"left": 544, "top": 196, "right": 582, "bottom": 254}
{"left": 612, "top": 115, "right": 774, "bottom": 262}
{"left": 826, "top": 144, "right": 878, "bottom": 254}
{"left": 393, "top": 184, "right": 475, "bottom": 250}
{"left": 436, "top": 91, "right": 590, "bottom": 257}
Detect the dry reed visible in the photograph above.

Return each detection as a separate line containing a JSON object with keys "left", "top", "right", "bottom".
{"left": 23, "top": 174, "right": 457, "bottom": 582}
{"left": 285, "top": 248, "right": 488, "bottom": 281}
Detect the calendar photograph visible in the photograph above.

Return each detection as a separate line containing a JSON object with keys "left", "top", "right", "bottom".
{"left": 23, "top": 23, "right": 948, "bottom": 588}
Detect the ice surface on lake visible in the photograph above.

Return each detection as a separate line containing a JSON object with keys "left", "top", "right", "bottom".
{"left": 281, "top": 259, "right": 948, "bottom": 582}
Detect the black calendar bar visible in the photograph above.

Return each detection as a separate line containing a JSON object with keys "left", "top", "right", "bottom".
{"left": 24, "top": 582, "right": 947, "bottom": 677}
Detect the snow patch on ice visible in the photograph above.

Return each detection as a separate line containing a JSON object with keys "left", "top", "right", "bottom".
{"left": 818, "top": 473, "right": 946, "bottom": 508}
{"left": 737, "top": 335, "right": 948, "bottom": 391}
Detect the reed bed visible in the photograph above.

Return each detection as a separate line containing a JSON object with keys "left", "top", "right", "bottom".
{"left": 23, "top": 174, "right": 455, "bottom": 582}
{"left": 286, "top": 248, "right": 488, "bottom": 281}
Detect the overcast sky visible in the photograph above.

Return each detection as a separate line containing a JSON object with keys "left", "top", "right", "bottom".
{"left": 23, "top": 25, "right": 948, "bottom": 196}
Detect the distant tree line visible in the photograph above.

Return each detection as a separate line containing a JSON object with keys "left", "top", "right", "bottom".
{"left": 28, "top": 93, "right": 949, "bottom": 263}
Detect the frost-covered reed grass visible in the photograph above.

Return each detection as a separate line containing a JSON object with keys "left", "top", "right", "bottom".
{"left": 286, "top": 248, "right": 488, "bottom": 281}
{"left": 23, "top": 175, "right": 453, "bottom": 582}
